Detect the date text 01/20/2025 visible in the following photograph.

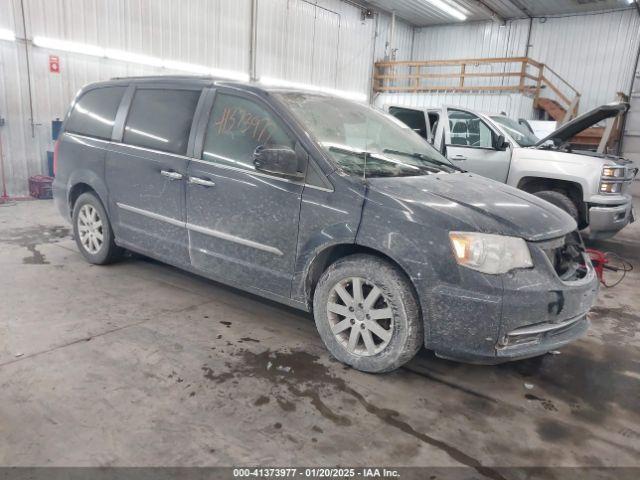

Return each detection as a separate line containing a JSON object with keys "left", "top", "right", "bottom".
{"left": 232, "top": 467, "right": 400, "bottom": 478}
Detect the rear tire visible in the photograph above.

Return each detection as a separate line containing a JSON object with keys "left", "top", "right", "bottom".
{"left": 72, "top": 192, "right": 122, "bottom": 265}
{"left": 313, "top": 254, "right": 423, "bottom": 373}
{"left": 533, "top": 190, "right": 579, "bottom": 223}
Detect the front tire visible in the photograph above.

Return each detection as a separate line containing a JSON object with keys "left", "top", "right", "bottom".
{"left": 313, "top": 254, "right": 423, "bottom": 373}
{"left": 72, "top": 192, "right": 122, "bottom": 264}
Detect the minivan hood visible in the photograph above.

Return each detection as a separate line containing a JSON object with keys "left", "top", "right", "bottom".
{"left": 366, "top": 173, "right": 576, "bottom": 241}
{"left": 534, "top": 102, "right": 629, "bottom": 147}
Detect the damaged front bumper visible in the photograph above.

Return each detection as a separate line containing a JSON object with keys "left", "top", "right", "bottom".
{"left": 496, "top": 312, "right": 589, "bottom": 358}
{"left": 421, "top": 232, "right": 599, "bottom": 364}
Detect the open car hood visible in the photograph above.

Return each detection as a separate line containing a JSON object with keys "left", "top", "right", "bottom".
{"left": 533, "top": 102, "right": 629, "bottom": 147}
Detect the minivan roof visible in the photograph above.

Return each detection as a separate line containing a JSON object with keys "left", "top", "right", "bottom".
{"left": 105, "top": 75, "right": 252, "bottom": 90}
{"left": 92, "top": 75, "right": 338, "bottom": 99}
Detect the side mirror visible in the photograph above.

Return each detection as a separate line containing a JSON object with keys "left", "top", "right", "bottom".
{"left": 253, "top": 145, "right": 303, "bottom": 179}
{"left": 494, "top": 134, "right": 509, "bottom": 151}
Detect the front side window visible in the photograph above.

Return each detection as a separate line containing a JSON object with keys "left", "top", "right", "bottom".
{"left": 65, "top": 86, "right": 126, "bottom": 140}
{"left": 201, "top": 93, "right": 294, "bottom": 170}
{"left": 448, "top": 110, "right": 494, "bottom": 148}
{"left": 123, "top": 88, "right": 201, "bottom": 155}
{"left": 490, "top": 116, "right": 539, "bottom": 147}
{"left": 276, "top": 93, "right": 457, "bottom": 178}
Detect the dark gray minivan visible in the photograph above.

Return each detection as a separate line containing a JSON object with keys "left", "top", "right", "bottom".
{"left": 53, "top": 76, "right": 599, "bottom": 372}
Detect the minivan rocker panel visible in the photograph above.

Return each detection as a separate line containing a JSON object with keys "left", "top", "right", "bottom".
{"left": 54, "top": 76, "right": 598, "bottom": 372}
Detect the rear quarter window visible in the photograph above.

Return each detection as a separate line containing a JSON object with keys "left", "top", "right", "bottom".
{"left": 123, "top": 88, "right": 201, "bottom": 155}
{"left": 65, "top": 86, "right": 126, "bottom": 140}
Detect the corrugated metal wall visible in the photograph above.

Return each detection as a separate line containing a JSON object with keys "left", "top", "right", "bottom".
{"left": 2, "top": 1, "right": 639, "bottom": 196}
{"left": 374, "top": 11, "right": 414, "bottom": 62}
{"left": 412, "top": 19, "right": 529, "bottom": 60}
{"left": 1, "top": 0, "right": 33, "bottom": 198}
{"left": 406, "top": 19, "right": 530, "bottom": 91}
{"left": 528, "top": 9, "right": 640, "bottom": 112}
{"left": 407, "top": 9, "right": 640, "bottom": 114}
{"left": 0, "top": 0, "right": 380, "bottom": 196}
{"left": 257, "top": 0, "right": 376, "bottom": 94}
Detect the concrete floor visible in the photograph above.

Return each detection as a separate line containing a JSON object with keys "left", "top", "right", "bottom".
{"left": 0, "top": 198, "right": 639, "bottom": 472}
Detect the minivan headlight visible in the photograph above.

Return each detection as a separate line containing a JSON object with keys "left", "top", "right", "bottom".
{"left": 449, "top": 232, "right": 533, "bottom": 274}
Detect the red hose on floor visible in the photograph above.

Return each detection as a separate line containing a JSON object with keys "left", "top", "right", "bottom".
{"left": 586, "top": 248, "right": 633, "bottom": 287}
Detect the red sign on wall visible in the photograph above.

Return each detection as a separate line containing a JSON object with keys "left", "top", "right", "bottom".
{"left": 49, "top": 55, "right": 60, "bottom": 74}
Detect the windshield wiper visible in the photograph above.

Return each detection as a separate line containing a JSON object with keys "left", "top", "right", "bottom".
{"left": 382, "top": 149, "right": 465, "bottom": 172}
{"left": 327, "top": 144, "right": 376, "bottom": 159}
{"left": 327, "top": 145, "right": 420, "bottom": 171}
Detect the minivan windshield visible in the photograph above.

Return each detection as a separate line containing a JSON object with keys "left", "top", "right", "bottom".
{"left": 490, "top": 115, "right": 539, "bottom": 147}
{"left": 275, "top": 93, "right": 458, "bottom": 178}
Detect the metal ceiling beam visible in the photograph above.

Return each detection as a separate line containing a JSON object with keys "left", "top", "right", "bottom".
{"left": 505, "top": 0, "right": 533, "bottom": 18}
{"left": 469, "top": 0, "right": 506, "bottom": 24}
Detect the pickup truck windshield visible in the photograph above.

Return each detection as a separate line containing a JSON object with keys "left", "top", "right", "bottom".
{"left": 490, "top": 116, "right": 539, "bottom": 147}
{"left": 276, "top": 93, "right": 458, "bottom": 178}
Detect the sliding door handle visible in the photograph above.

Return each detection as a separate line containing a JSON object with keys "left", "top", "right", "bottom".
{"left": 188, "top": 177, "right": 216, "bottom": 187}
{"left": 160, "top": 170, "right": 183, "bottom": 180}
{"left": 451, "top": 155, "right": 467, "bottom": 161}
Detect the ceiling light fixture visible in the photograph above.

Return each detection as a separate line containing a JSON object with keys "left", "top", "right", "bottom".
{"left": 104, "top": 48, "right": 164, "bottom": 68}
{"left": 423, "top": 0, "right": 467, "bottom": 21}
{"left": 0, "top": 28, "right": 16, "bottom": 42}
{"left": 33, "top": 36, "right": 103, "bottom": 56}
{"left": 32, "top": 36, "right": 250, "bottom": 82}
{"left": 31, "top": 36, "right": 367, "bottom": 102}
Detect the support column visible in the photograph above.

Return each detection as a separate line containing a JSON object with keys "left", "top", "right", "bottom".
{"left": 249, "top": 0, "right": 258, "bottom": 81}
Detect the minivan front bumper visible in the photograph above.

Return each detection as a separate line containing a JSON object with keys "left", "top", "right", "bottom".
{"left": 421, "top": 234, "right": 599, "bottom": 364}
{"left": 495, "top": 312, "right": 589, "bottom": 359}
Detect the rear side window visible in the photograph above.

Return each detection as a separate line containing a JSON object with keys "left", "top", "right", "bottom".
{"left": 123, "top": 88, "right": 201, "bottom": 155}
{"left": 201, "top": 93, "right": 294, "bottom": 170}
{"left": 65, "top": 86, "right": 126, "bottom": 140}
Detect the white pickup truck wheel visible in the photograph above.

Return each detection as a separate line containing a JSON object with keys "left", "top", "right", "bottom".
{"left": 533, "top": 190, "right": 579, "bottom": 223}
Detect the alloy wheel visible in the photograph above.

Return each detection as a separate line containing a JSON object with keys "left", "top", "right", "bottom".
{"left": 77, "top": 204, "right": 104, "bottom": 254}
{"left": 326, "top": 276, "right": 394, "bottom": 356}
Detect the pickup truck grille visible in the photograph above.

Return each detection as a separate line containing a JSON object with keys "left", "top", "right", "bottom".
{"left": 540, "top": 232, "right": 589, "bottom": 282}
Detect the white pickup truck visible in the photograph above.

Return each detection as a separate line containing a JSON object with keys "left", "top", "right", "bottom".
{"left": 387, "top": 103, "right": 638, "bottom": 239}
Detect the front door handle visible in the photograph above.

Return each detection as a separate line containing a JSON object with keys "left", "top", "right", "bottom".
{"left": 451, "top": 155, "right": 467, "bottom": 161}
{"left": 188, "top": 177, "right": 216, "bottom": 187}
{"left": 160, "top": 170, "right": 183, "bottom": 180}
